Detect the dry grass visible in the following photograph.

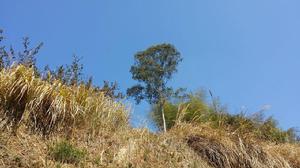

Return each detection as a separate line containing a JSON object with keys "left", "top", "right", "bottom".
{"left": 170, "top": 124, "right": 293, "bottom": 168}
{"left": 1, "top": 123, "right": 299, "bottom": 168}
{"left": 0, "top": 65, "right": 128, "bottom": 136}
{"left": 0, "top": 65, "right": 299, "bottom": 168}
{"left": 265, "top": 143, "right": 300, "bottom": 168}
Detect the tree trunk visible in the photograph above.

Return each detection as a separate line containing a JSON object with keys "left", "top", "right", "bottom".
{"left": 160, "top": 100, "right": 167, "bottom": 133}
{"left": 162, "top": 105, "right": 167, "bottom": 132}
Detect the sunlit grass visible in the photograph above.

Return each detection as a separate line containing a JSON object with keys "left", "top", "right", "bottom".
{"left": 0, "top": 65, "right": 128, "bottom": 136}
{"left": 0, "top": 65, "right": 299, "bottom": 168}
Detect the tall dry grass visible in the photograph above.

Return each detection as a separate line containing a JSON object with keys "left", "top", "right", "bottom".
{"left": 170, "top": 124, "right": 293, "bottom": 168}
{"left": 0, "top": 65, "right": 128, "bottom": 136}
{"left": 0, "top": 65, "right": 299, "bottom": 168}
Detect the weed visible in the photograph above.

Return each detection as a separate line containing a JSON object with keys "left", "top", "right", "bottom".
{"left": 49, "top": 140, "right": 86, "bottom": 164}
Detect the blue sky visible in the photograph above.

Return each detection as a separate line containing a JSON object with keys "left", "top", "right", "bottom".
{"left": 1, "top": 0, "right": 300, "bottom": 130}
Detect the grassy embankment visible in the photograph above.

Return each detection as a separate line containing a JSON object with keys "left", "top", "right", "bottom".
{"left": 0, "top": 65, "right": 299, "bottom": 168}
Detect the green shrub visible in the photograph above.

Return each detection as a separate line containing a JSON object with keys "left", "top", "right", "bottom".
{"left": 49, "top": 140, "right": 86, "bottom": 164}
{"left": 152, "top": 91, "right": 209, "bottom": 130}
{"left": 152, "top": 101, "right": 178, "bottom": 130}
{"left": 152, "top": 90, "right": 299, "bottom": 143}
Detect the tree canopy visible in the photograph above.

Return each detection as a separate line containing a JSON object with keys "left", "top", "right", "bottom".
{"left": 127, "top": 43, "right": 182, "bottom": 105}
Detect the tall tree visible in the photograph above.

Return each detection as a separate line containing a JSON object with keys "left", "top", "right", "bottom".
{"left": 127, "top": 43, "right": 182, "bottom": 132}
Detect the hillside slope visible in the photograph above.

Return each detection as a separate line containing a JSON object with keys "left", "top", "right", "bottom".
{"left": 0, "top": 66, "right": 299, "bottom": 168}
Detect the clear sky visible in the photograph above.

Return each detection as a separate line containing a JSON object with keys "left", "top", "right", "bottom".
{"left": 1, "top": 0, "right": 300, "bottom": 130}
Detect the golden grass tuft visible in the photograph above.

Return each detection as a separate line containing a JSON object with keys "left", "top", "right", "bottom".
{"left": 0, "top": 65, "right": 128, "bottom": 136}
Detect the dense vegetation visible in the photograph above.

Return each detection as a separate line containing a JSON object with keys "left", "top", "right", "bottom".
{"left": 152, "top": 91, "right": 299, "bottom": 143}
{"left": 0, "top": 30, "right": 299, "bottom": 167}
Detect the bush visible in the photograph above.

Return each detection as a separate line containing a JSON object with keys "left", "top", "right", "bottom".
{"left": 152, "top": 90, "right": 299, "bottom": 143}
{"left": 49, "top": 140, "right": 86, "bottom": 164}
{"left": 0, "top": 30, "right": 43, "bottom": 71}
{"left": 152, "top": 91, "right": 209, "bottom": 130}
